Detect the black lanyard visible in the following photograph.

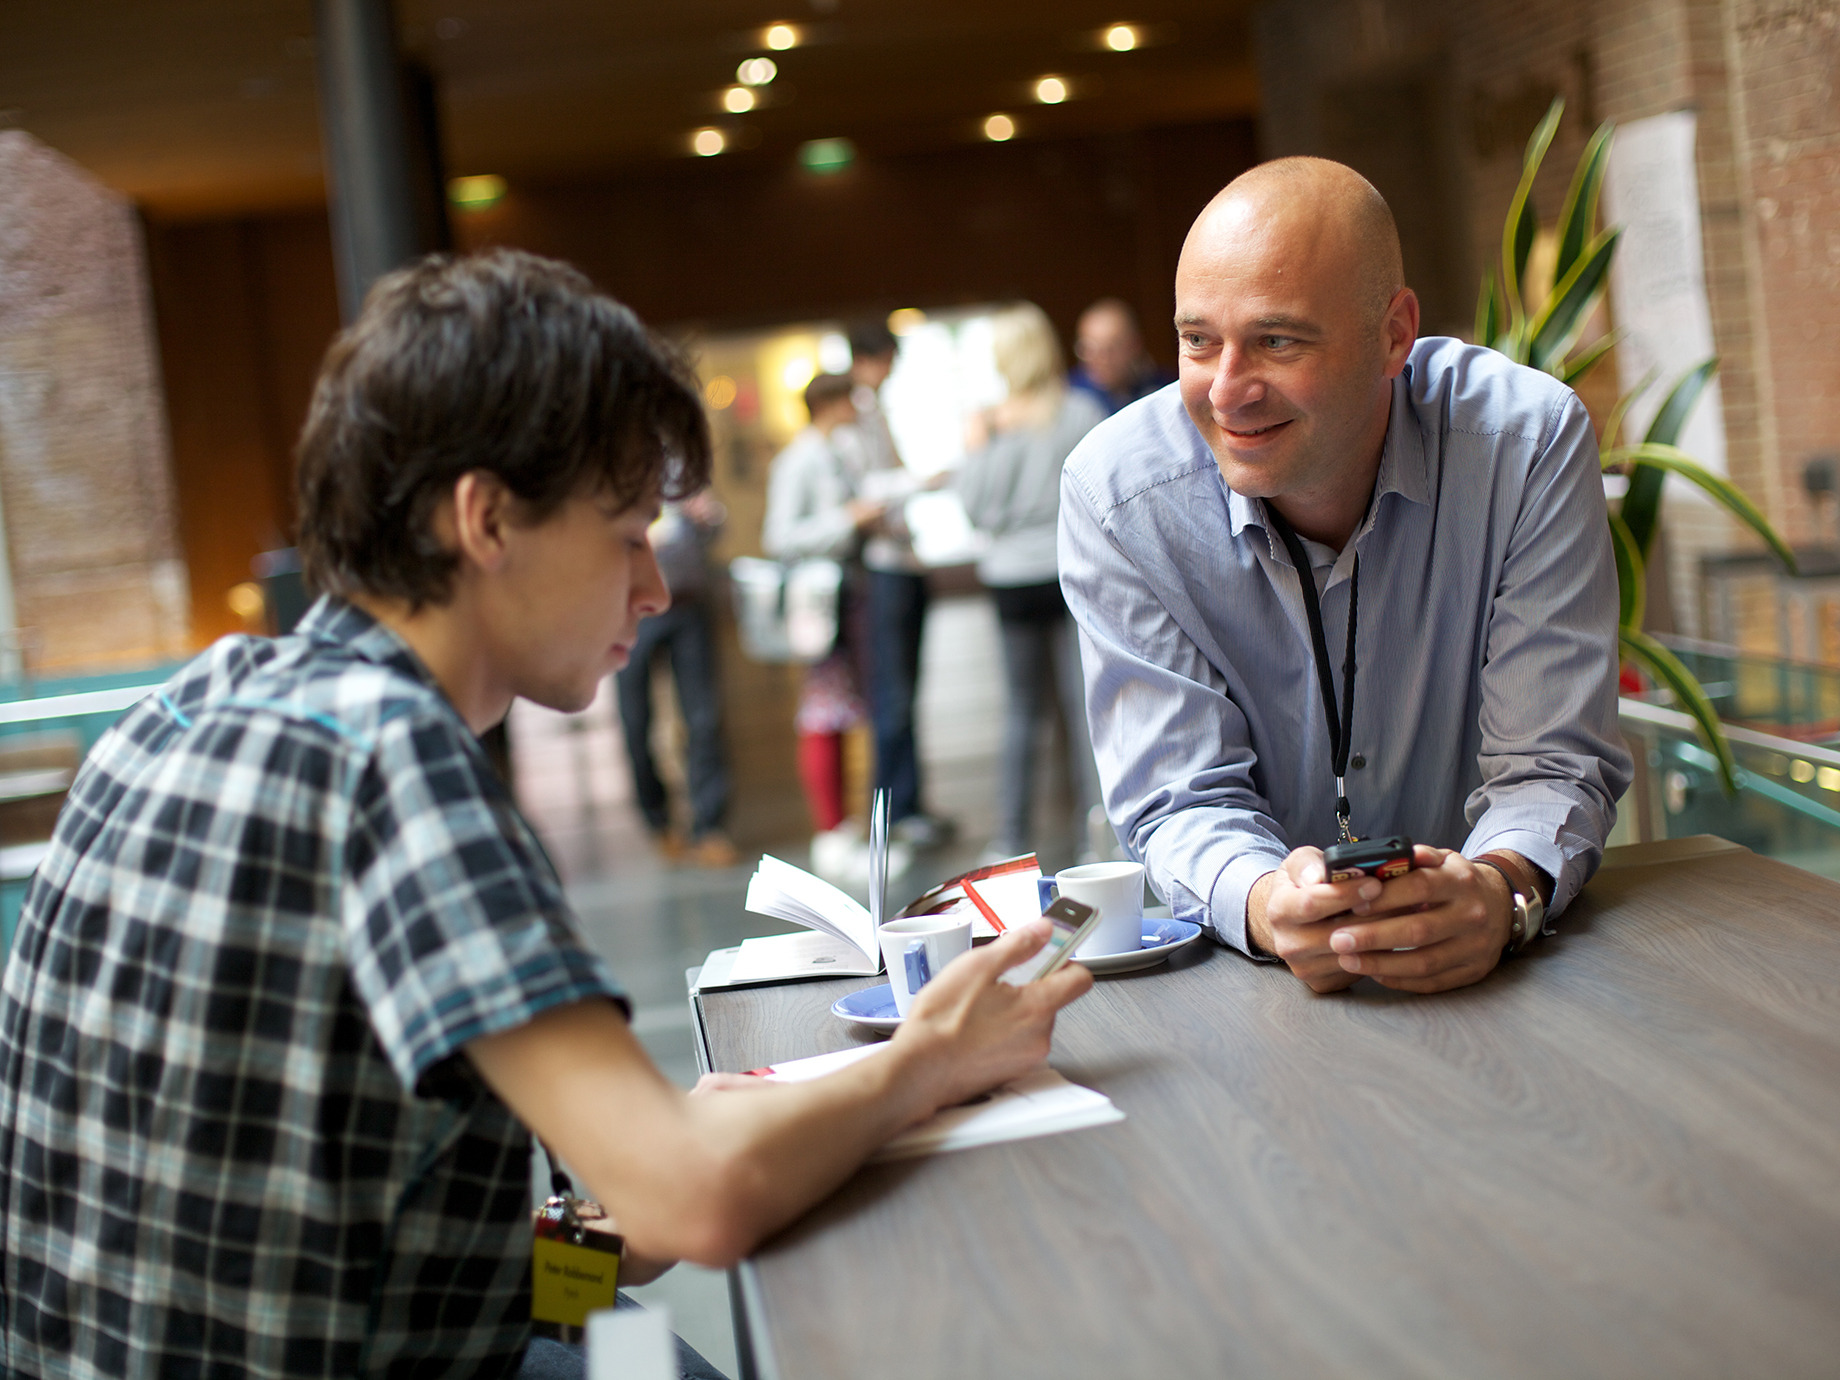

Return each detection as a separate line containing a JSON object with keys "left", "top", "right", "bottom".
{"left": 1264, "top": 504, "right": 1360, "bottom": 843}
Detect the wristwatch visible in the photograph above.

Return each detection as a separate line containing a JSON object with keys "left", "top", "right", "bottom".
{"left": 1474, "top": 853, "right": 1547, "bottom": 955}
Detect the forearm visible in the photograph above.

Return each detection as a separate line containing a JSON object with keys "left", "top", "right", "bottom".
{"left": 471, "top": 1001, "right": 946, "bottom": 1269}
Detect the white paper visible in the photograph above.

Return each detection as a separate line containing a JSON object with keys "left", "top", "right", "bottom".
{"left": 899, "top": 854, "right": 1042, "bottom": 940}
{"left": 1602, "top": 109, "right": 1727, "bottom": 479}
{"left": 963, "top": 869, "right": 1046, "bottom": 936}
{"left": 757, "top": 1044, "right": 1124, "bottom": 1159}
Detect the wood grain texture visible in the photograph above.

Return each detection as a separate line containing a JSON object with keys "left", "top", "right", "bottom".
{"left": 698, "top": 847, "right": 1840, "bottom": 1379}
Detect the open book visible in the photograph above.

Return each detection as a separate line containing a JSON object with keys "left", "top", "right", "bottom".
{"left": 750, "top": 1043, "right": 1125, "bottom": 1160}
{"left": 696, "top": 853, "right": 1047, "bottom": 990}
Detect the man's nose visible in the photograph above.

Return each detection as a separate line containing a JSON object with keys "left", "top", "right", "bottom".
{"left": 1209, "top": 344, "right": 1266, "bottom": 415}
{"left": 635, "top": 541, "right": 672, "bottom": 617}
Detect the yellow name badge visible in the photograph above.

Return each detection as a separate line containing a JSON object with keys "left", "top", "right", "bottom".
{"left": 532, "top": 1234, "right": 622, "bottom": 1328}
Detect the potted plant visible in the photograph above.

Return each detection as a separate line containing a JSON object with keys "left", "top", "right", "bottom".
{"left": 1474, "top": 97, "right": 1795, "bottom": 792}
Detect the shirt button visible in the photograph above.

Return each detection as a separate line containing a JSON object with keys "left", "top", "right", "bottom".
{"left": 1350, "top": 754, "right": 1366, "bottom": 770}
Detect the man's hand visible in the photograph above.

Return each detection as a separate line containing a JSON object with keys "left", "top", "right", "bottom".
{"left": 1250, "top": 845, "right": 1517, "bottom": 994}
{"left": 1247, "top": 847, "right": 1384, "bottom": 993}
{"left": 889, "top": 920, "right": 1094, "bottom": 1117}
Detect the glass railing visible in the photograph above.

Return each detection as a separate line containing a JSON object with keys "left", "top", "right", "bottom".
{"left": 1645, "top": 635, "right": 1840, "bottom": 746}
{"left": 1618, "top": 696, "right": 1840, "bottom": 883}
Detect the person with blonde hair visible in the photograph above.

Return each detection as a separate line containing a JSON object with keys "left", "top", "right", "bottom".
{"left": 958, "top": 303, "right": 1107, "bottom": 861}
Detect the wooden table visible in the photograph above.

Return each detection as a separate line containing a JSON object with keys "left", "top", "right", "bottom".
{"left": 691, "top": 838, "right": 1840, "bottom": 1379}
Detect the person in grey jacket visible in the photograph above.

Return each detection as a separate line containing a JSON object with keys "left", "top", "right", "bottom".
{"left": 762, "top": 373, "right": 893, "bottom": 880}
{"left": 958, "top": 303, "right": 1107, "bottom": 860}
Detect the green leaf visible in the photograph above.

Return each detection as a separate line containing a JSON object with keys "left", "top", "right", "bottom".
{"left": 1475, "top": 270, "right": 1501, "bottom": 349}
{"left": 1607, "top": 509, "right": 1645, "bottom": 631}
{"left": 1559, "top": 329, "right": 1621, "bottom": 386}
{"left": 1644, "top": 357, "right": 1718, "bottom": 448}
{"left": 1601, "top": 367, "right": 1658, "bottom": 453}
{"left": 1528, "top": 227, "right": 1620, "bottom": 372}
{"left": 1554, "top": 122, "right": 1614, "bottom": 285}
{"left": 1501, "top": 98, "right": 1563, "bottom": 346}
{"left": 1607, "top": 442, "right": 1798, "bottom": 574}
{"left": 1621, "top": 627, "right": 1738, "bottom": 795}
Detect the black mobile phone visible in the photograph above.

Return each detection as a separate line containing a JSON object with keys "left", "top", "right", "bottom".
{"left": 998, "top": 897, "right": 1099, "bottom": 986}
{"left": 1322, "top": 835, "right": 1414, "bottom": 883}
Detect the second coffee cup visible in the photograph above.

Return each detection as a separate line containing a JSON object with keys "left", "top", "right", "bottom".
{"left": 1037, "top": 860, "right": 1146, "bottom": 958}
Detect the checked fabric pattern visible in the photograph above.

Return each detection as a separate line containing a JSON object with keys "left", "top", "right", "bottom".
{"left": 0, "top": 599, "right": 626, "bottom": 1378}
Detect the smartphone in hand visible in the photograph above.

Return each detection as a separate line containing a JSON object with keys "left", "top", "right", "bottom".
{"left": 998, "top": 897, "right": 1099, "bottom": 986}
{"left": 1322, "top": 835, "right": 1414, "bottom": 883}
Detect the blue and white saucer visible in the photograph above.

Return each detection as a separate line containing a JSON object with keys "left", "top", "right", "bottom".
{"left": 1072, "top": 918, "right": 1204, "bottom": 975}
{"left": 831, "top": 983, "right": 903, "bottom": 1031}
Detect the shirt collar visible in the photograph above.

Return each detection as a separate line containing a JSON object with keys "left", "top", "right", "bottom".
{"left": 1222, "top": 361, "right": 1431, "bottom": 555}
{"left": 294, "top": 595, "right": 447, "bottom": 695}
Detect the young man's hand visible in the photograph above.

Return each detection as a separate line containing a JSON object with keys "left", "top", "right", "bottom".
{"left": 890, "top": 920, "right": 1093, "bottom": 1116}
{"left": 1250, "top": 845, "right": 1515, "bottom": 994}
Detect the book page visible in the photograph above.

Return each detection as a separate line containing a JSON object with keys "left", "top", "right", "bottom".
{"left": 746, "top": 854, "right": 876, "bottom": 960}
{"left": 722, "top": 930, "right": 881, "bottom": 987}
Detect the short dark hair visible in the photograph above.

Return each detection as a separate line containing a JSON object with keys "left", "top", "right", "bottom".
{"left": 846, "top": 319, "right": 897, "bottom": 361}
{"left": 803, "top": 372, "right": 855, "bottom": 418}
{"left": 296, "top": 249, "right": 711, "bottom": 608}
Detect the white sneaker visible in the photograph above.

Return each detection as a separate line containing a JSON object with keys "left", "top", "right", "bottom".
{"left": 810, "top": 826, "right": 860, "bottom": 881}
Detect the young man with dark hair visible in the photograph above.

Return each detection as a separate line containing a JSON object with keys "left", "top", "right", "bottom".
{"left": 0, "top": 250, "right": 1089, "bottom": 1378}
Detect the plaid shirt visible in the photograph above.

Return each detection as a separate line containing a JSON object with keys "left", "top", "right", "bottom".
{"left": 0, "top": 599, "right": 625, "bottom": 1378}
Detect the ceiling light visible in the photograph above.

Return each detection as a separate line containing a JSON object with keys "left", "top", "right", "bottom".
{"left": 446, "top": 174, "right": 506, "bottom": 209}
{"left": 692, "top": 128, "right": 726, "bottom": 157}
{"left": 765, "top": 23, "right": 799, "bottom": 50}
{"left": 737, "top": 57, "right": 778, "bottom": 86}
{"left": 724, "top": 86, "right": 756, "bottom": 113}
{"left": 887, "top": 308, "right": 927, "bottom": 335}
{"left": 799, "top": 137, "right": 855, "bottom": 173}
{"left": 1035, "top": 76, "right": 1068, "bottom": 104}
{"left": 983, "top": 113, "right": 1015, "bottom": 142}
{"left": 1105, "top": 24, "right": 1139, "bottom": 51}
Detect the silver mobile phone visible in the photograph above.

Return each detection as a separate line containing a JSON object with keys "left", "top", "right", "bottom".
{"left": 999, "top": 897, "right": 1099, "bottom": 986}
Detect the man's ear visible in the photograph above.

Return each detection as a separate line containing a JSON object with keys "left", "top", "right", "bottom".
{"left": 448, "top": 471, "right": 516, "bottom": 574}
{"left": 1380, "top": 287, "right": 1420, "bottom": 379}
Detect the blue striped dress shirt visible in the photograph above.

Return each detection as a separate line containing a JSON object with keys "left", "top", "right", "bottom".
{"left": 1058, "top": 337, "right": 1633, "bottom": 955}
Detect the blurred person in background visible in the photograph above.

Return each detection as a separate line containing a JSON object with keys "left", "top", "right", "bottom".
{"left": 836, "top": 320, "right": 955, "bottom": 850}
{"left": 1069, "top": 296, "right": 1175, "bottom": 416}
{"left": 762, "top": 373, "right": 909, "bottom": 881}
{"left": 959, "top": 303, "right": 1108, "bottom": 863}
{"left": 614, "top": 490, "right": 737, "bottom": 867}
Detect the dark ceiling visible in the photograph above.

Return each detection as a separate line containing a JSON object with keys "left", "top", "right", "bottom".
{"left": 0, "top": 1, "right": 1261, "bottom": 220}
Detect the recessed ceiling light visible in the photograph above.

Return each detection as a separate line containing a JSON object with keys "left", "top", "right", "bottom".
{"left": 983, "top": 113, "right": 1016, "bottom": 142}
{"left": 1035, "top": 76, "right": 1068, "bottom": 104}
{"left": 724, "top": 86, "right": 756, "bottom": 113}
{"left": 765, "top": 23, "right": 799, "bottom": 50}
{"left": 737, "top": 57, "right": 778, "bottom": 86}
{"left": 692, "top": 128, "right": 727, "bottom": 157}
{"left": 1105, "top": 24, "right": 1139, "bottom": 51}
{"left": 447, "top": 174, "right": 507, "bottom": 209}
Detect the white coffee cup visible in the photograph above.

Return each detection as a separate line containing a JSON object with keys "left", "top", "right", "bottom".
{"left": 878, "top": 912, "right": 974, "bottom": 1017}
{"left": 1046, "top": 860, "right": 1146, "bottom": 958}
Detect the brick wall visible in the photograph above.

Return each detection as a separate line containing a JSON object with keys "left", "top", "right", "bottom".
{"left": 1254, "top": 0, "right": 1840, "bottom": 642}
{"left": 0, "top": 132, "right": 189, "bottom": 672}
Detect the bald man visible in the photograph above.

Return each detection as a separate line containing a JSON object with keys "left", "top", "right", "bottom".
{"left": 1058, "top": 158, "right": 1631, "bottom": 994}
{"left": 1070, "top": 298, "right": 1175, "bottom": 415}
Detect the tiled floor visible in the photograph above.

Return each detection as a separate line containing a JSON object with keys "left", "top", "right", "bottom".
{"left": 505, "top": 591, "right": 1096, "bottom": 1376}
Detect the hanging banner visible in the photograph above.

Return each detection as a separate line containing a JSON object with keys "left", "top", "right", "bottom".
{"left": 1601, "top": 109, "right": 1728, "bottom": 478}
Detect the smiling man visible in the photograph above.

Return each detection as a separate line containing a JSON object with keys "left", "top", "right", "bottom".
{"left": 1059, "top": 157, "right": 1632, "bottom": 995}
{"left": 0, "top": 250, "right": 1090, "bottom": 1380}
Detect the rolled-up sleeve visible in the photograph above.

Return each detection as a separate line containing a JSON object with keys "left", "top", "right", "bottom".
{"left": 1059, "top": 464, "right": 1288, "bottom": 956}
{"left": 1460, "top": 393, "right": 1633, "bottom": 915}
